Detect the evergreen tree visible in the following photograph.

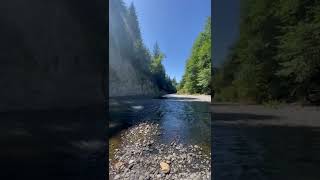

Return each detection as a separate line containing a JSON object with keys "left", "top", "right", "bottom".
{"left": 172, "top": 77, "right": 178, "bottom": 88}
{"left": 125, "top": 2, "right": 151, "bottom": 73}
{"left": 110, "top": 0, "right": 175, "bottom": 94}
{"left": 212, "top": 0, "right": 320, "bottom": 103}
{"left": 149, "top": 42, "right": 176, "bottom": 93}
{"left": 127, "top": 2, "right": 142, "bottom": 41}
{"left": 180, "top": 17, "right": 211, "bottom": 94}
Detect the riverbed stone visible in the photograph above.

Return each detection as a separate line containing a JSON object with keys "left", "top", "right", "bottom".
{"left": 114, "top": 161, "right": 124, "bottom": 171}
{"left": 114, "top": 174, "right": 120, "bottom": 180}
{"left": 160, "top": 161, "right": 170, "bottom": 174}
{"left": 109, "top": 122, "right": 210, "bottom": 180}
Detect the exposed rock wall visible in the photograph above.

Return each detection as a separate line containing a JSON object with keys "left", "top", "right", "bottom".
{"left": 0, "top": 0, "right": 106, "bottom": 111}
{"left": 109, "top": 37, "right": 158, "bottom": 97}
{"left": 108, "top": 0, "right": 158, "bottom": 97}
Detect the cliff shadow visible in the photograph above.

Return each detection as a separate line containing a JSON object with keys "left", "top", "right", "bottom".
{"left": 210, "top": 103, "right": 280, "bottom": 123}
{"left": 212, "top": 112, "right": 278, "bottom": 121}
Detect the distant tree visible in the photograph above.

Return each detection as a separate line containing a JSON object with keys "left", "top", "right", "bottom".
{"left": 150, "top": 42, "right": 165, "bottom": 77}
{"left": 127, "top": 2, "right": 142, "bottom": 41}
{"left": 172, "top": 77, "right": 178, "bottom": 88}
{"left": 150, "top": 42, "right": 176, "bottom": 93}
{"left": 125, "top": 2, "right": 151, "bottom": 73}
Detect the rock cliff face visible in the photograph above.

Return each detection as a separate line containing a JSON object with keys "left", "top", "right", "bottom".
{"left": 0, "top": 0, "right": 106, "bottom": 111}
{"left": 109, "top": 37, "right": 158, "bottom": 97}
{"left": 108, "top": 0, "right": 158, "bottom": 97}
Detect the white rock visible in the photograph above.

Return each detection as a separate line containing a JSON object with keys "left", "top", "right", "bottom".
{"left": 160, "top": 162, "right": 170, "bottom": 174}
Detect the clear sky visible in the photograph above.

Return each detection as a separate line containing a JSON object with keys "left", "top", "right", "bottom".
{"left": 123, "top": 0, "right": 211, "bottom": 82}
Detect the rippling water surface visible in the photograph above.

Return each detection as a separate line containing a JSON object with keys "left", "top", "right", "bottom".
{"left": 109, "top": 97, "right": 211, "bottom": 156}
{"left": 110, "top": 97, "right": 320, "bottom": 180}
{"left": 212, "top": 107, "right": 320, "bottom": 180}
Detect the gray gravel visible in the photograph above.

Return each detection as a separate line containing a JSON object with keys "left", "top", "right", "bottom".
{"left": 109, "top": 122, "right": 211, "bottom": 180}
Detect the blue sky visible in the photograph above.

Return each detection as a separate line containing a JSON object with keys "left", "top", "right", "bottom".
{"left": 123, "top": 0, "right": 211, "bottom": 82}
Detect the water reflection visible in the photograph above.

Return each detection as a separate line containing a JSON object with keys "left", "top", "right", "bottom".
{"left": 213, "top": 123, "right": 320, "bottom": 180}
{"left": 159, "top": 100, "right": 211, "bottom": 150}
{"left": 109, "top": 97, "right": 211, "bottom": 155}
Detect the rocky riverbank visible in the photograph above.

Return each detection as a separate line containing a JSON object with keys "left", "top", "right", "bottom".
{"left": 163, "top": 94, "right": 211, "bottom": 102}
{"left": 109, "top": 122, "right": 211, "bottom": 180}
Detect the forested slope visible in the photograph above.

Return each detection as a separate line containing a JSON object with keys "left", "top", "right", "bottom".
{"left": 178, "top": 17, "right": 211, "bottom": 95}
{"left": 213, "top": 0, "right": 320, "bottom": 104}
{"left": 109, "top": 0, "right": 176, "bottom": 97}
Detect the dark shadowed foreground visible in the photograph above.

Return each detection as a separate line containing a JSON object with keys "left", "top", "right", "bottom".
{"left": 212, "top": 103, "right": 320, "bottom": 180}
{"left": 0, "top": 106, "right": 106, "bottom": 180}
{"left": 0, "top": 0, "right": 106, "bottom": 179}
{"left": 0, "top": 0, "right": 106, "bottom": 111}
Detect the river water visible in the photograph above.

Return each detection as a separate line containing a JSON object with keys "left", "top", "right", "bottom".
{"left": 110, "top": 97, "right": 320, "bottom": 180}
{"left": 212, "top": 106, "right": 320, "bottom": 180}
{"left": 109, "top": 96, "right": 211, "bottom": 158}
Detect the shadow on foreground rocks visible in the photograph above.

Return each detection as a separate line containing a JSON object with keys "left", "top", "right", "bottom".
{"left": 109, "top": 122, "right": 211, "bottom": 180}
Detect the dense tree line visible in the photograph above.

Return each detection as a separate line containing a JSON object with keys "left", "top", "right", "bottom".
{"left": 213, "top": 0, "right": 320, "bottom": 103}
{"left": 149, "top": 42, "right": 177, "bottom": 93}
{"left": 178, "top": 17, "right": 211, "bottom": 95}
{"left": 110, "top": 0, "right": 176, "bottom": 94}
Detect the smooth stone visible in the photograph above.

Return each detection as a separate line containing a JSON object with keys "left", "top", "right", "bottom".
{"left": 114, "top": 161, "right": 124, "bottom": 171}
{"left": 114, "top": 175, "right": 120, "bottom": 180}
{"left": 160, "top": 162, "right": 170, "bottom": 174}
{"left": 129, "top": 159, "right": 135, "bottom": 164}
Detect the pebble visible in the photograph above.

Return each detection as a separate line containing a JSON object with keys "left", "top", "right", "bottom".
{"left": 109, "top": 122, "right": 211, "bottom": 180}
{"left": 129, "top": 159, "right": 135, "bottom": 164}
{"left": 160, "top": 162, "right": 170, "bottom": 174}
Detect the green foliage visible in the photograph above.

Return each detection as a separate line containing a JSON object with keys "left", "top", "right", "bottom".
{"left": 179, "top": 17, "right": 211, "bottom": 95}
{"left": 262, "top": 99, "right": 284, "bottom": 109}
{"left": 150, "top": 43, "right": 176, "bottom": 93}
{"left": 127, "top": 2, "right": 142, "bottom": 41}
{"left": 276, "top": 20, "right": 320, "bottom": 97}
{"left": 171, "top": 78, "right": 178, "bottom": 88}
{"left": 213, "top": 0, "right": 320, "bottom": 104}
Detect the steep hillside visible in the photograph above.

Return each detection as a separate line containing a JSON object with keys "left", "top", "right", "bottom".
{"left": 109, "top": 0, "right": 165, "bottom": 97}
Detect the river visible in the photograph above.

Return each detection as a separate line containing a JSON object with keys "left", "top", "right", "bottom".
{"left": 212, "top": 103, "right": 320, "bottom": 180}
{"left": 109, "top": 96, "right": 320, "bottom": 179}
{"left": 109, "top": 95, "right": 212, "bottom": 160}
